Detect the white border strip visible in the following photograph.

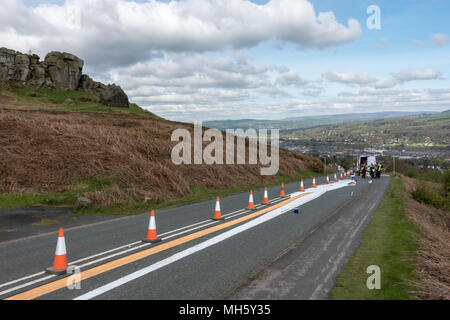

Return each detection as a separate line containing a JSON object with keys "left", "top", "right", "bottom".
{"left": 74, "top": 184, "right": 347, "bottom": 300}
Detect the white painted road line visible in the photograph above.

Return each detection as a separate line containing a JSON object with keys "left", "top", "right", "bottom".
{"left": 74, "top": 185, "right": 347, "bottom": 300}
{"left": 0, "top": 207, "right": 254, "bottom": 296}
{"left": 0, "top": 271, "right": 46, "bottom": 290}
{"left": 0, "top": 188, "right": 319, "bottom": 297}
{"left": 0, "top": 275, "right": 55, "bottom": 297}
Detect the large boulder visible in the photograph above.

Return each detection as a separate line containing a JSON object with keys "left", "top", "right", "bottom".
{"left": 100, "top": 84, "right": 129, "bottom": 108}
{"left": 79, "top": 74, "right": 107, "bottom": 94}
{"left": 0, "top": 48, "right": 17, "bottom": 80}
{"left": 44, "top": 51, "right": 84, "bottom": 90}
{"left": 14, "top": 54, "right": 30, "bottom": 82}
{"left": 0, "top": 47, "right": 134, "bottom": 110}
{"left": 28, "top": 54, "right": 46, "bottom": 87}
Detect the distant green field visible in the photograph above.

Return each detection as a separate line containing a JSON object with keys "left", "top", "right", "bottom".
{"left": 283, "top": 111, "right": 450, "bottom": 149}
{"left": 204, "top": 111, "right": 434, "bottom": 132}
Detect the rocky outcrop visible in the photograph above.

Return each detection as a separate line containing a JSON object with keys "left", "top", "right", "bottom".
{"left": 44, "top": 51, "right": 84, "bottom": 90}
{"left": 0, "top": 48, "right": 23, "bottom": 81}
{"left": 0, "top": 47, "right": 129, "bottom": 108}
{"left": 100, "top": 84, "right": 129, "bottom": 108}
{"left": 79, "top": 74, "right": 107, "bottom": 94}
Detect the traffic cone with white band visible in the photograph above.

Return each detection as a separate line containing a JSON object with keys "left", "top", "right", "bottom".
{"left": 46, "top": 228, "right": 68, "bottom": 275}
{"left": 262, "top": 187, "right": 269, "bottom": 204}
{"left": 326, "top": 175, "right": 330, "bottom": 184}
{"left": 212, "top": 196, "right": 224, "bottom": 220}
{"left": 143, "top": 210, "right": 162, "bottom": 243}
{"left": 312, "top": 177, "right": 316, "bottom": 188}
{"left": 334, "top": 173, "right": 337, "bottom": 181}
{"left": 300, "top": 179, "right": 305, "bottom": 191}
{"left": 248, "top": 190, "right": 255, "bottom": 210}
{"left": 280, "top": 182, "right": 286, "bottom": 197}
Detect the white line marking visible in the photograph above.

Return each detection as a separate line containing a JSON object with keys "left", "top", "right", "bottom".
{"left": 0, "top": 209, "right": 250, "bottom": 295}
{"left": 74, "top": 184, "right": 347, "bottom": 300}
{"left": 0, "top": 183, "right": 337, "bottom": 297}
{"left": 0, "top": 271, "right": 46, "bottom": 290}
{"left": 0, "top": 275, "right": 55, "bottom": 297}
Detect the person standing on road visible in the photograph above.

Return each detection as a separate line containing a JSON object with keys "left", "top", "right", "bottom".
{"left": 371, "top": 165, "right": 376, "bottom": 179}
{"left": 376, "top": 163, "right": 382, "bottom": 179}
{"left": 361, "top": 162, "right": 367, "bottom": 179}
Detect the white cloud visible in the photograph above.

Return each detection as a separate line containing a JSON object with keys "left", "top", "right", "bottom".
{"left": 390, "top": 69, "right": 442, "bottom": 82}
{"left": 276, "top": 70, "right": 307, "bottom": 86}
{"left": 324, "top": 68, "right": 443, "bottom": 90}
{"left": 409, "top": 39, "right": 425, "bottom": 47}
{"left": 0, "top": 0, "right": 362, "bottom": 69}
{"left": 323, "top": 71, "right": 376, "bottom": 85}
{"left": 373, "top": 38, "right": 390, "bottom": 50}
{"left": 371, "top": 78, "right": 398, "bottom": 89}
{"left": 429, "top": 33, "right": 450, "bottom": 47}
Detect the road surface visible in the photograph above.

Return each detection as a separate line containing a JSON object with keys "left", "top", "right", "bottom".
{"left": 0, "top": 175, "right": 390, "bottom": 300}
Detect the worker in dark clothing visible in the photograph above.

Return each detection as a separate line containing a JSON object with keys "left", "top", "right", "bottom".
{"left": 376, "top": 163, "right": 382, "bottom": 179}
{"left": 361, "top": 162, "right": 366, "bottom": 179}
{"left": 371, "top": 165, "right": 376, "bottom": 179}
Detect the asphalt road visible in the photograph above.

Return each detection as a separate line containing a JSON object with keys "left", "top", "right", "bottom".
{"left": 0, "top": 175, "right": 390, "bottom": 300}
{"left": 232, "top": 176, "right": 390, "bottom": 300}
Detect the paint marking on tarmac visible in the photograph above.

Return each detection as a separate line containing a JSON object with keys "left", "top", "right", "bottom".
{"left": 3, "top": 181, "right": 348, "bottom": 300}
{"left": 0, "top": 207, "right": 248, "bottom": 293}
{"left": 5, "top": 192, "right": 316, "bottom": 300}
{"left": 0, "top": 197, "right": 284, "bottom": 294}
{"left": 74, "top": 187, "right": 341, "bottom": 300}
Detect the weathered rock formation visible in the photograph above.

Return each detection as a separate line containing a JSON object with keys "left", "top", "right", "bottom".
{"left": 0, "top": 47, "right": 129, "bottom": 108}
{"left": 44, "top": 51, "right": 84, "bottom": 90}
{"left": 79, "top": 74, "right": 107, "bottom": 94}
{"left": 100, "top": 85, "right": 130, "bottom": 108}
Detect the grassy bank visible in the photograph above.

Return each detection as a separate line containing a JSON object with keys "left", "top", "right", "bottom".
{"left": 1, "top": 82, "right": 326, "bottom": 216}
{"left": 329, "top": 176, "right": 421, "bottom": 299}
{"left": 0, "top": 170, "right": 320, "bottom": 216}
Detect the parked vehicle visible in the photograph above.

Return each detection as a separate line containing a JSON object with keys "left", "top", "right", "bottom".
{"left": 356, "top": 154, "right": 377, "bottom": 175}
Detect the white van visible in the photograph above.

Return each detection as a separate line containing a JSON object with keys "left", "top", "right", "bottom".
{"left": 356, "top": 154, "right": 377, "bottom": 173}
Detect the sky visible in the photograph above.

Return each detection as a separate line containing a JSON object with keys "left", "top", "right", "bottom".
{"left": 2, "top": 0, "right": 450, "bottom": 121}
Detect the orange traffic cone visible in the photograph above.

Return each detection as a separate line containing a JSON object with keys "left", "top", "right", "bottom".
{"left": 143, "top": 210, "right": 162, "bottom": 243}
{"left": 340, "top": 172, "right": 343, "bottom": 180}
{"left": 334, "top": 173, "right": 337, "bottom": 181}
{"left": 46, "top": 228, "right": 68, "bottom": 275}
{"left": 326, "top": 175, "right": 330, "bottom": 184}
{"left": 248, "top": 190, "right": 255, "bottom": 210}
{"left": 300, "top": 179, "right": 305, "bottom": 191}
{"left": 262, "top": 187, "right": 269, "bottom": 204}
{"left": 280, "top": 182, "right": 286, "bottom": 197}
{"left": 212, "top": 196, "right": 224, "bottom": 220}
{"left": 312, "top": 177, "right": 316, "bottom": 188}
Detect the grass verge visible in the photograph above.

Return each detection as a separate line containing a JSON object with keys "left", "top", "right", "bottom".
{"left": 0, "top": 170, "right": 321, "bottom": 216}
{"left": 329, "top": 175, "right": 422, "bottom": 299}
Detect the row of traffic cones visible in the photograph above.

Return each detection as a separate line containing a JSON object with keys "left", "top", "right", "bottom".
{"left": 45, "top": 174, "right": 350, "bottom": 275}
{"left": 46, "top": 209, "right": 164, "bottom": 275}
{"left": 323, "top": 171, "right": 352, "bottom": 184}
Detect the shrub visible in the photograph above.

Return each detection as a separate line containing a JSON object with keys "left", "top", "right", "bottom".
{"left": 405, "top": 170, "right": 418, "bottom": 178}
{"left": 411, "top": 185, "right": 442, "bottom": 209}
{"left": 442, "top": 170, "right": 450, "bottom": 197}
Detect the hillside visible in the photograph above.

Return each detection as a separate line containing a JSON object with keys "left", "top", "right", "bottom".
{"left": 0, "top": 81, "right": 322, "bottom": 215}
{"left": 285, "top": 111, "right": 450, "bottom": 150}
{"left": 204, "top": 111, "right": 434, "bottom": 133}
